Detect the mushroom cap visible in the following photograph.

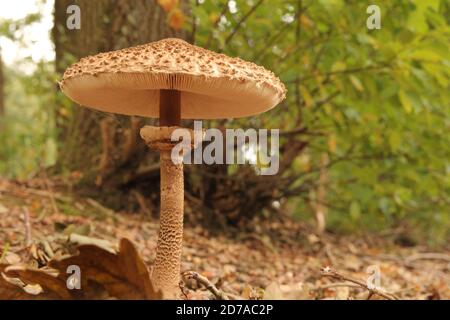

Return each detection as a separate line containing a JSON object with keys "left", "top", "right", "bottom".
{"left": 60, "top": 38, "right": 286, "bottom": 119}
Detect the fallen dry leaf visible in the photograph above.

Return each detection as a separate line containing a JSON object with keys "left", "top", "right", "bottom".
{"left": 5, "top": 265, "right": 76, "bottom": 299}
{"left": 0, "top": 264, "right": 59, "bottom": 300}
{"left": 263, "top": 282, "right": 284, "bottom": 300}
{"left": 0, "top": 271, "right": 32, "bottom": 299}
{"left": 49, "top": 238, "right": 162, "bottom": 299}
{"left": 0, "top": 238, "right": 162, "bottom": 300}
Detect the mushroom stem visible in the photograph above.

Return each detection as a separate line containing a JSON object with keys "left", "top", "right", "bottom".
{"left": 159, "top": 89, "right": 181, "bottom": 126}
{"left": 153, "top": 150, "right": 184, "bottom": 298}
{"left": 152, "top": 89, "right": 183, "bottom": 298}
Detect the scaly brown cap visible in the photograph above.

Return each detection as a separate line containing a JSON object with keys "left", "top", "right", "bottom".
{"left": 60, "top": 38, "right": 286, "bottom": 119}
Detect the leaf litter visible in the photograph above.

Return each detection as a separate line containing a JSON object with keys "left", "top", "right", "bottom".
{"left": 0, "top": 178, "right": 448, "bottom": 300}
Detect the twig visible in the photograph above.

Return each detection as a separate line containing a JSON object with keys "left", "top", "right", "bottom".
{"left": 294, "top": 0, "right": 303, "bottom": 126}
{"left": 86, "top": 198, "right": 116, "bottom": 218}
{"left": 296, "top": 63, "right": 390, "bottom": 82}
{"left": 179, "top": 281, "right": 189, "bottom": 300}
{"left": 278, "top": 33, "right": 331, "bottom": 64}
{"left": 67, "top": 233, "right": 116, "bottom": 253}
{"left": 314, "top": 90, "right": 341, "bottom": 109}
{"left": 254, "top": 24, "right": 288, "bottom": 61}
{"left": 315, "top": 153, "right": 329, "bottom": 234}
{"left": 320, "top": 266, "right": 399, "bottom": 300}
{"left": 41, "top": 166, "right": 60, "bottom": 215}
{"left": 190, "top": 0, "right": 200, "bottom": 44}
{"left": 405, "top": 253, "right": 450, "bottom": 265}
{"left": 239, "top": 233, "right": 278, "bottom": 255}
{"left": 221, "top": 0, "right": 265, "bottom": 49}
{"left": 183, "top": 271, "right": 229, "bottom": 300}
{"left": 21, "top": 188, "right": 67, "bottom": 202}
{"left": 205, "top": 1, "right": 229, "bottom": 48}
{"left": 42, "top": 240, "right": 55, "bottom": 259}
{"left": 131, "top": 190, "right": 152, "bottom": 218}
{"left": 22, "top": 207, "right": 32, "bottom": 246}
{"left": 313, "top": 282, "right": 361, "bottom": 291}
{"left": 323, "top": 243, "right": 337, "bottom": 266}
{"left": 96, "top": 118, "right": 112, "bottom": 186}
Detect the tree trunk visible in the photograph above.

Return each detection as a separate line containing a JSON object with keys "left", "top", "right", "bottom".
{"left": 53, "top": 0, "right": 189, "bottom": 208}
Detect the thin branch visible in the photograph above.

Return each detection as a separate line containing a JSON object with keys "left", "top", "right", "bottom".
{"left": 131, "top": 190, "right": 152, "bottom": 218}
{"left": 282, "top": 146, "right": 397, "bottom": 185}
{"left": 183, "top": 271, "right": 230, "bottom": 300}
{"left": 294, "top": 0, "right": 303, "bottom": 126}
{"left": 313, "top": 90, "right": 340, "bottom": 109}
{"left": 221, "top": 0, "right": 265, "bottom": 49}
{"left": 254, "top": 22, "right": 292, "bottom": 62}
{"left": 277, "top": 32, "right": 332, "bottom": 64}
{"left": 67, "top": 234, "right": 116, "bottom": 253}
{"left": 313, "top": 282, "right": 361, "bottom": 291}
{"left": 205, "top": 1, "right": 230, "bottom": 48}
{"left": 366, "top": 291, "right": 375, "bottom": 300}
{"left": 41, "top": 164, "right": 59, "bottom": 215}
{"left": 255, "top": 3, "right": 310, "bottom": 62}
{"left": 22, "top": 207, "right": 32, "bottom": 246}
{"left": 179, "top": 281, "right": 189, "bottom": 300}
{"left": 405, "top": 253, "right": 450, "bottom": 265}
{"left": 311, "top": 42, "right": 327, "bottom": 71}
{"left": 191, "top": 0, "right": 200, "bottom": 44}
{"left": 296, "top": 63, "right": 390, "bottom": 82}
{"left": 293, "top": 192, "right": 349, "bottom": 213}
{"left": 280, "top": 126, "right": 309, "bottom": 136}
{"left": 320, "top": 267, "right": 399, "bottom": 300}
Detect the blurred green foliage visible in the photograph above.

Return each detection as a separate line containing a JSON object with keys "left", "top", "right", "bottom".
{"left": 191, "top": 0, "right": 449, "bottom": 244}
{"left": 0, "top": 7, "right": 57, "bottom": 178}
{"left": 0, "top": 0, "right": 448, "bottom": 244}
{"left": 0, "top": 62, "right": 57, "bottom": 177}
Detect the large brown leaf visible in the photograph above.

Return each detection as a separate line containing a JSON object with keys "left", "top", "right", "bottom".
{"left": 0, "top": 238, "right": 162, "bottom": 300}
{"left": 5, "top": 265, "right": 79, "bottom": 299}
{"left": 0, "top": 265, "right": 70, "bottom": 300}
{"left": 0, "top": 270, "right": 33, "bottom": 300}
{"left": 0, "top": 263, "right": 59, "bottom": 300}
{"left": 49, "top": 238, "right": 161, "bottom": 299}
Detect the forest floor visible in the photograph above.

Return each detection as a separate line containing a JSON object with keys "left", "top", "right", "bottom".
{"left": 0, "top": 178, "right": 449, "bottom": 300}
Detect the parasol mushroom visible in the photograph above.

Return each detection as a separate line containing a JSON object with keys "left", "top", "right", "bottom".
{"left": 60, "top": 38, "right": 286, "bottom": 298}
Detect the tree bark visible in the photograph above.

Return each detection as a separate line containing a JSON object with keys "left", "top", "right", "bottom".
{"left": 53, "top": 0, "right": 189, "bottom": 207}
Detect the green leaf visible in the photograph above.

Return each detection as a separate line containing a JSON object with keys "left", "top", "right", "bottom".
{"left": 349, "top": 75, "right": 364, "bottom": 92}
{"left": 398, "top": 90, "right": 413, "bottom": 113}
{"left": 350, "top": 201, "right": 361, "bottom": 221}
